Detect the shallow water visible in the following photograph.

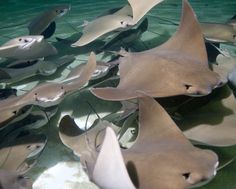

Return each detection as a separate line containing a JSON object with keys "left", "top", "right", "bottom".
{"left": 1, "top": 0, "right": 236, "bottom": 189}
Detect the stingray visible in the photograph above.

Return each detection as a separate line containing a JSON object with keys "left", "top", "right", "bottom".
{"left": 0, "top": 35, "right": 57, "bottom": 60}
{"left": 0, "top": 169, "right": 32, "bottom": 189}
{"left": 28, "top": 5, "right": 70, "bottom": 38}
{"left": 179, "top": 85, "right": 236, "bottom": 147}
{"left": 0, "top": 52, "right": 96, "bottom": 124}
{"left": 59, "top": 115, "right": 120, "bottom": 156}
{"left": 72, "top": 0, "right": 163, "bottom": 47}
{"left": 0, "top": 133, "right": 47, "bottom": 173}
{"left": 200, "top": 15, "right": 236, "bottom": 43}
{"left": 0, "top": 55, "right": 75, "bottom": 83}
{"left": 83, "top": 96, "right": 219, "bottom": 189}
{"left": 0, "top": 106, "right": 58, "bottom": 142}
{"left": 91, "top": 0, "right": 225, "bottom": 101}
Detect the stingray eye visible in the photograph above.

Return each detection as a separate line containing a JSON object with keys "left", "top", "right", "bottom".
{"left": 17, "top": 175, "right": 24, "bottom": 180}
{"left": 19, "top": 38, "right": 22, "bottom": 41}
{"left": 26, "top": 145, "right": 31, "bottom": 149}
{"left": 24, "top": 39, "right": 29, "bottom": 43}
{"left": 184, "top": 84, "right": 192, "bottom": 90}
{"left": 233, "top": 34, "right": 236, "bottom": 40}
{"left": 55, "top": 9, "right": 59, "bottom": 13}
{"left": 182, "top": 172, "right": 191, "bottom": 180}
{"left": 34, "top": 93, "right": 38, "bottom": 96}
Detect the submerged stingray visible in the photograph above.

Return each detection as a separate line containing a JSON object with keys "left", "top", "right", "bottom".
{"left": 28, "top": 5, "right": 70, "bottom": 38}
{"left": 0, "top": 134, "right": 47, "bottom": 173}
{"left": 59, "top": 116, "right": 120, "bottom": 156}
{"left": 0, "top": 36, "right": 57, "bottom": 60}
{"left": 0, "top": 52, "right": 96, "bottom": 124}
{"left": 0, "top": 55, "right": 75, "bottom": 83}
{"left": 72, "top": 0, "right": 163, "bottom": 47}
{"left": 0, "top": 169, "right": 32, "bottom": 189}
{"left": 200, "top": 15, "right": 236, "bottom": 43}
{"left": 83, "top": 96, "right": 219, "bottom": 189}
{"left": 91, "top": 0, "right": 225, "bottom": 101}
{"left": 180, "top": 86, "right": 236, "bottom": 147}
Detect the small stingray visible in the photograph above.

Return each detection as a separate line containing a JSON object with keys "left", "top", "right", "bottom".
{"left": 0, "top": 35, "right": 57, "bottom": 60}
{"left": 72, "top": 0, "right": 163, "bottom": 47}
{"left": 0, "top": 55, "right": 75, "bottom": 83}
{"left": 91, "top": 0, "right": 225, "bottom": 101}
{"left": 0, "top": 52, "right": 96, "bottom": 124}
{"left": 200, "top": 16, "right": 236, "bottom": 43}
{"left": 84, "top": 96, "right": 219, "bottom": 189}
{"left": 59, "top": 115, "right": 120, "bottom": 156}
{"left": 0, "top": 133, "right": 47, "bottom": 173}
{"left": 28, "top": 5, "right": 70, "bottom": 38}
{"left": 180, "top": 86, "right": 236, "bottom": 147}
{"left": 0, "top": 169, "right": 32, "bottom": 189}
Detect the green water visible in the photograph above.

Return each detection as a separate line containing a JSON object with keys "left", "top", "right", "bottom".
{"left": 0, "top": 0, "right": 236, "bottom": 189}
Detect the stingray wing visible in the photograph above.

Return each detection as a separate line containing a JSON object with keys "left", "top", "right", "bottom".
{"left": 128, "top": 0, "right": 163, "bottom": 24}
{"left": 0, "top": 44, "right": 20, "bottom": 58}
{"left": 92, "top": 127, "right": 136, "bottom": 189}
{"left": 147, "top": 0, "right": 208, "bottom": 66}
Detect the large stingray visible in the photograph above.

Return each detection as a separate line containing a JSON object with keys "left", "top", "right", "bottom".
{"left": 72, "top": 0, "right": 163, "bottom": 47}
{"left": 0, "top": 52, "right": 96, "bottom": 124}
{"left": 0, "top": 35, "right": 57, "bottom": 60}
{"left": 0, "top": 169, "right": 32, "bottom": 189}
{"left": 28, "top": 5, "right": 70, "bottom": 38}
{"left": 83, "top": 96, "right": 219, "bottom": 189}
{"left": 91, "top": 0, "right": 225, "bottom": 101}
{"left": 0, "top": 55, "right": 75, "bottom": 83}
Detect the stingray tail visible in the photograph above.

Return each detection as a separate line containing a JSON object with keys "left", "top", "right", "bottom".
{"left": 91, "top": 87, "right": 135, "bottom": 101}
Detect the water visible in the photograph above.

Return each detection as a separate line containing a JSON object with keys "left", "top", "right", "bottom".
{"left": 0, "top": 0, "right": 236, "bottom": 188}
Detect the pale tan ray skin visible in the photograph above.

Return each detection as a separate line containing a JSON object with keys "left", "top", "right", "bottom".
{"left": 0, "top": 135, "right": 46, "bottom": 173}
{"left": 200, "top": 23, "right": 236, "bottom": 43}
{"left": 91, "top": 0, "right": 224, "bottom": 101}
{"left": 0, "top": 52, "right": 96, "bottom": 124}
{"left": 0, "top": 36, "right": 57, "bottom": 60}
{"left": 181, "top": 87, "right": 236, "bottom": 146}
{"left": 28, "top": 5, "right": 70, "bottom": 35}
{"left": 59, "top": 115, "right": 120, "bottom": 156}
{"left": 0, "top": 169, "right": 32, "bottom": 189}
{"left": 72, "top": 0, "right": 163, "bottom": 46}
{"left": 127, "top": 0, "right": 163, "bottom": 24}
{"left": 85, "top": 96, "right": 218, "bottom": 189}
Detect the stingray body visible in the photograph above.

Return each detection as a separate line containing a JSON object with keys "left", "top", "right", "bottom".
{"left": 84, "top": 96, "right": 218, "bottom": 189}
{"left": 200, "top": 22, "right": 236, "bottom": 43}
{"left": 0, "top": 169, "right": 32, "bottom": 189}
{"left": 0, "top": 52, "right": 96, "bottom": 124}
{"left": 72, "top": 0, "right": 163, "bottom": 47}
{"left": 0, "top": 36, "right": 57, "bottom": 60}
{"left": 91, "top": 0, "right": 225, "bottom": 101}
{"left": 28, "top": 5, "right": 70, "bottom": 38}
{"left": 0, "top": 55, "right": 75, "bottom": 83}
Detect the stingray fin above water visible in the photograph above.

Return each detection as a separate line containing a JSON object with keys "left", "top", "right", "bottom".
{"left": 91, "top": 0, "right": 224, "bottom": 101}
